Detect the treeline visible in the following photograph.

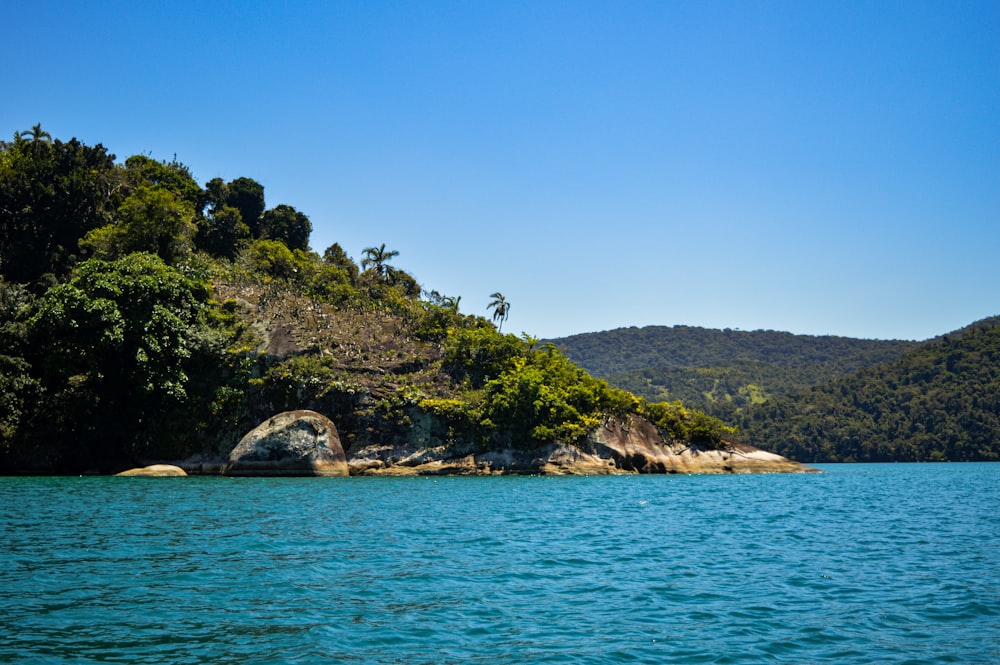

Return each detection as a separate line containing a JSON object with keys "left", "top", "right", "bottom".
{"left": 735, "top": 317, "right": 1000, "bottom": 462}
{"left": 0, "top": 126, "right": 733, "bottom": 473}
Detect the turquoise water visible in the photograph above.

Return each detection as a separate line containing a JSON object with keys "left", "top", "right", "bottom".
{"left": 2, "top": 464, "right": 998, "bottom": 664}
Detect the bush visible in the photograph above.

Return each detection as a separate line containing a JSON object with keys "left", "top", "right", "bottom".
{"left": 641, "top": 400, "right": 736, "bottom": 448}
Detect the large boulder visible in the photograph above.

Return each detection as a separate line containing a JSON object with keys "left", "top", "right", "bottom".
{"left": 226, "top": 410, "right": 348, "bottom": 477}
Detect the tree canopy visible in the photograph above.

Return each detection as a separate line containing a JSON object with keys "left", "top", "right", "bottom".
{"left": 0, "top": 129, "right": 120, "bottom": 284}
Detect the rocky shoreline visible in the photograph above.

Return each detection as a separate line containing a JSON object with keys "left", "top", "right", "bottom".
{"left": 118, "top": 410, "right": 816, "bottom": 477}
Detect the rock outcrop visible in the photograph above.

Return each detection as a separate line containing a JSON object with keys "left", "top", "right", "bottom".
{"left": 586, "top": 415, "right": 814, "bottom": 474}
{"left": 347, "top": 414, "right": 815, "bottom": 475}
{"left": 225, "top": 410, "right": 349, "bottom": 476}
{"left": 114, "top": 464, "right": 188, "bottom": 477}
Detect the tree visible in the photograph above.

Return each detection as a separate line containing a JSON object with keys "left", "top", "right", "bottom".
{"left": 124, "top": 154, "right": 201, "bottom": 207}
{"left": 201, "top": 177, "right": 229, "bottom": 215}
{"left": 196, "top": 178, "right": 250, "bottom": 259}
{"left": 424, "top": 290, "right": 461, "bottom": 313}
{"left": 488, "top": 292, "right": 510, "bottom": 332}
{"left": 21, "top": 123, "right": 52, "bottom": 146}
{"left": 322, "top": 243, "right": 359, "bottom": 281}
{"left": 260, "top": 204, "right": 312, "bottom": 251}
{"left": 22, "top": 253, "right": 211, "bottom": 468}
{"left": 361, "top": 243, "right": 399, "bottom": 281}
{"left": 226, "top": 177, "right": 265, "bottom": 238}
{"left": 198, "top": 205, "right": 250, "bottom": 259}
{"left": 0, "top": 279, "right": 40, "bottom": 459}
{"left": 80, "top": 185, "right": 197, "bottom": 263}
{"left": 243, "top": 239, "right": 303, "bottom": 280}
{"left": 0, "top": 131, "right": 121, "bottom": 284}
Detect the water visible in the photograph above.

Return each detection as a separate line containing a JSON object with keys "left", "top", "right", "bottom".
{"left": 2, "top": 464, "right": 998, "bottom": 664}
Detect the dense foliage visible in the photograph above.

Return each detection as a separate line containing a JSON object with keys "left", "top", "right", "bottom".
{"left": 549, "top": 321, "right": 1000, "bottom": 462}
{"left": 550, "top": 325, "right": 919, "bottom": 426}
{"left": 1, "top": 127, "right": 732, "bottom": 473}
{"left": 550, "top": 325, "right": 918, "bottom": 402}
{"left": 736, "top": 318, "right": 1000, "bottom": 462}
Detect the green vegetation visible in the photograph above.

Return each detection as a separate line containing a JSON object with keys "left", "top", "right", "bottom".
{"left": 0, "top": 127, "right": 732, "bottom": 473}
{"left": 550, "top": 322, "right": 1000, "bottom": 462}
{"left": 550, "top": 326, "right": 919, "bottom": 419}
{"left": 735, "top": 318, "right": 1000, "bottom": 462}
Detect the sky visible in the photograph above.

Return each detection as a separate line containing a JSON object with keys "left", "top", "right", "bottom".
{"left": 3, "top": 1, "right": 998, "bottom": 341}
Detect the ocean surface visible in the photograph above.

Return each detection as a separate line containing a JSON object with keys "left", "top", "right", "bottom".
{"left": 2, "top": 464, "right": 998, "bottom": 664}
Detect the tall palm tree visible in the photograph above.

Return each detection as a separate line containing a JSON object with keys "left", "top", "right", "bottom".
{"left": 361, "top": 243, "right": 399, "bottom": 281}
{"left": 23, "top": 123, "right": 51, "bottom": 143}
{"left": 487, "top": 292, "right": 510, "bottom": 332}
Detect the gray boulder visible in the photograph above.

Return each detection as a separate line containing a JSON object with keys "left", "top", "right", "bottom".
{"left": 226, "top": 410, "right": 349, "bottom": 477}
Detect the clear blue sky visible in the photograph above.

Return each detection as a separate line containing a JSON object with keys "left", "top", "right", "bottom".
{"left": 4, "top": 1, "right": 997, "bottom": 341}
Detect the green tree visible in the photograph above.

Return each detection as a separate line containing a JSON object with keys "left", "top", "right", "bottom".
{"left": 80, "top": 185, "right": 197, "bottom": 263}
{"left": 242, "top": 238, "right": 318, "bottom": 282}
{"left": 0, "top": 130, "right": 121, "bottom": 284}
{"left": 361, "top": 243, "right": 400, "bottom": 281}
{"left": 226, "top": 177, "right": 266, "bottom": 238}
{"left": 426, "top": 290, "right": 462, "bottom": 313}
{"left": 200, "top": 177, "right": 229, "bottom": 214}
{"left": 443, "top": 325, "right": 528, "bottom": 388}
{"left": 322, "top": 243, "right": 359, "bottom": 281}
{"left": 479, "top": 343, "right": 638, "bottom": 447}
{"left": 124, "top": 154, "right": 201, "bottom": 207}
{"left": 22, "top": 253, "right": 211, "bottom": 468}
{"left": 198, "top": 205, "right": 250, "bottom": 259}
{"left": 20, "top": 123, "right": 52, "bottom": 147}
{"left": 0, "top": 279, "right": 40, "bottom": 460}
{"left": 260, "top": 204, "right": 312, "bottom": 251}
{"left": 487, "top": 292, "right": 510, "bottom": 332}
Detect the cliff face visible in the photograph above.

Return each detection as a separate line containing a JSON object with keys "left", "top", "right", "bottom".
{"left": 346, "top": 413, "right": 815, "bottom": 476}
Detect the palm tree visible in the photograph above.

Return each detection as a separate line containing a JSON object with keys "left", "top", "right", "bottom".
{"left": 487, "top": 292, "right": 510, "bottom": 332}
{"left": 16, "top": 123, "right": 52, "bottom": 154}
{"left": 22, "top": 123, "right": 51, "bottom": 144}
{"left": 361, "top": 243, "right": 399, "bottom": 281}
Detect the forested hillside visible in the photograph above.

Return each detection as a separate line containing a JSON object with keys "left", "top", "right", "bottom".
{"left": 549, "top": 326, "right": 918, "bottom": 414}
{"left": 736, "top": 317, "right": 1000, "bottom": 462}
{"left": 549, "top": 321, "right": 1000, "bottom": 463}
{"left": 0, "top": 127, "right": 733, "bottom": 473}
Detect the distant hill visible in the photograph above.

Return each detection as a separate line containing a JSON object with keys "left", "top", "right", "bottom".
{"left": 736, "top": 316, "right": 1000, "bottom": 462}
{"left": 549, "top": 320, "right": 1000, "bottom": 463}
{"left": 547, "top": 326, "right": 919, "bottom": 413}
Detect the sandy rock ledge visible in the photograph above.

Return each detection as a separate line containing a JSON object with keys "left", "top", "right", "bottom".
{"left": 115, "top": 464, "right": 188, "bottom": 477}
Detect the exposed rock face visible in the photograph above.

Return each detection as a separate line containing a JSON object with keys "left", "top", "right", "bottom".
{"left": 115, "top": 464, "right": 188, "bottom": 477}
{"left": 347, "top": 414, "right": 815, "bottom": 475}
{"left": 226, "top": 410, "right": 348, "bottom": 477}
{"left": 586, "top": 415, "right": 815, "bottom": 474}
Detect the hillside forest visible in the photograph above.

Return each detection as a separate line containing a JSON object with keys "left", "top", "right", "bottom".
{"left": 0, "top": 127, "right": 734, "bottom": 473}
{"left": 551, "top": 321, "right": 1000, "bottom": 463}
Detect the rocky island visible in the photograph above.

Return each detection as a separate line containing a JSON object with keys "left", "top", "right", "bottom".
{"left": 1, "top": 128, "right": 812, "bottom": 475}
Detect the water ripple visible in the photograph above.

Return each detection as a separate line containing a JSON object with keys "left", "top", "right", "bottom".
{"left": 2, "top": 466, "right": 999, "bottom": 663}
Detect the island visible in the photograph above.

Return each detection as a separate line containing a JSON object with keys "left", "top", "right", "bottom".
{"left": 0, "top": 127, "right": 812, "bottom": 475}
